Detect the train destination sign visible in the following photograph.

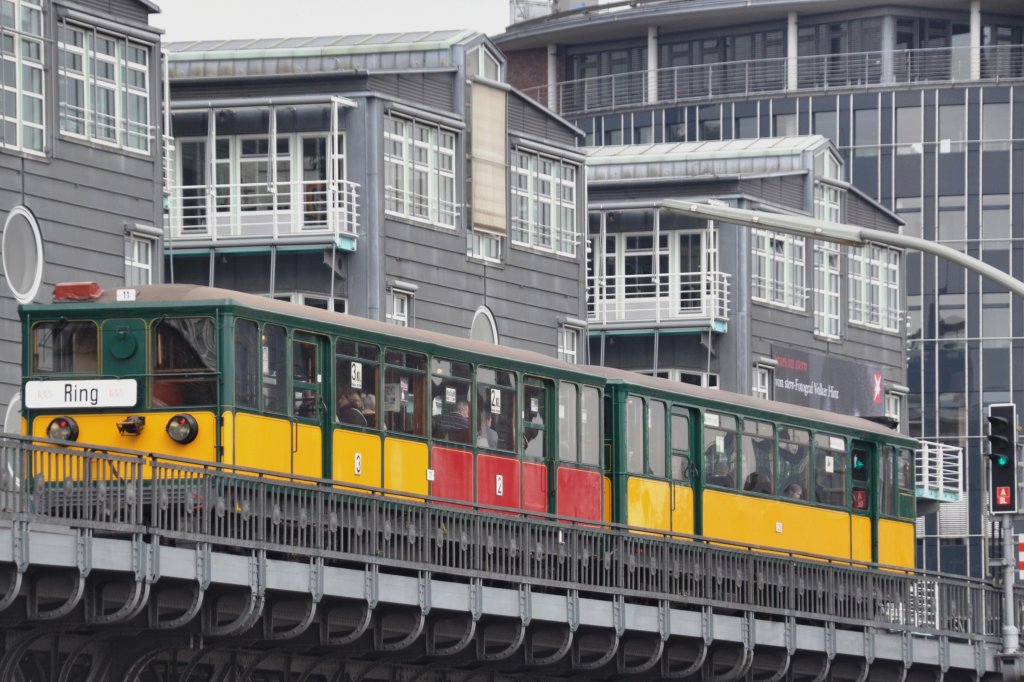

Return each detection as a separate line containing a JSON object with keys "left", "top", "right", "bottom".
{"left": 24, "top": 379, "right": 138, "bottom": 409}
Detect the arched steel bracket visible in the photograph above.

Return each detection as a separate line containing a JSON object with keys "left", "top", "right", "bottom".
{"left": 571, "top": 629, "right": 620, "bottom": 671}
{"left": 0, "top": 566, "right": 23, "bottom": 614}
{"left": 660, "top": 638, "right": 709, "bottom": 679}
{"left": 0, "top": 626, "right": 68, "bottom": 681}
{"left": 121, "top": 642, "right": 190, "bottom": 682}
{"left": 477, "top": 618, "right": 528, "bottom": 662}
{"left": 149, "top": 581, "right": 205, "bottom": 630}
{"left": 321, "top": 602, "right": 374, "bottom": 646}
{"left": 427, "top": 612, "right": 478, "bottom": 657}
{"left": 373, "top": 606, "right": 426, "bottom": 652}
{"left": 616, "top": 634, "right": 665, "bottom": 676}
{"left": 57, "top": 631, "right": 112, "bottom": 682}
{"left": 525, "top": 625, "right": 574, "bottom": 666}
{"left": 0, "top": 520, "right": 28, "bottom": 615}
{"left": 86, "top": 576, "right": 150, "bottom": 625}
{"left": 27, "top": 569, "right": 86, "bottom": 621}
{"left": 203, "top": 552, "right": 265, "bottom": 637}
{"left": 755, "top": 650, "right": 792, "bottom": 682}
{"left": 263, "top": 594, "right": 318, "bottom": 640}
{"left": 807, "top": 653, "right": 833, "bottom": 682}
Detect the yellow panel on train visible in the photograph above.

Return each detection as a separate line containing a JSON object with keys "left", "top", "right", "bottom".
{"left": 626, "top": 477, "right": 671, "bottom": 532}
{"left": 234, "top": 412, "right": 291, "bottom": 473}
{"left": 702, "top": 489, "right": 853, "bottom": 558}
{"left": 293, "top": 423, "right": 322, "bottom": 479}
{"left": 383, "top": 438, "right": 429, "bottom": 497}
{"left": 851, "top": 515, "right": 872, "bottom": 563}
{"left": 878, "top": 519, "right": 914, "bottom": 568}
{"left": 671, "top": 484, "right": 695, "bottom": 535}
{"left": 333, "top": 428, "right": 382, "bottom": 490}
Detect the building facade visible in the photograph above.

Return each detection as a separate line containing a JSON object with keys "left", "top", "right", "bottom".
{"left": 0, "top": 0, "right": 164, "bottom": 430}
{"left": 494, "top": 0, "right": 1022, "bottom": 577}
{"left": 585, "top": 137, "right": 907, "bottom": 425}
{"left": 163, "top": 31, "right": 588, "bottom": 360}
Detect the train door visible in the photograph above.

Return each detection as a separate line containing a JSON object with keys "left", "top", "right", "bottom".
{"left": 669, "top": 406, "right": 696, "bottom": 535}
{"left": 522, "top": 377, "right": 552, "bottom": 514}
{"left": 291, "top": 332, "right": 331, "bottom": 479}
{"left": 850, "top": 440, "right": 876, "bottom": 563}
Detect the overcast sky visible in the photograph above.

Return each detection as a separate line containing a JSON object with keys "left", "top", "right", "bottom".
{"left": 150, "top": 0, "right": 511, "bottom": 43}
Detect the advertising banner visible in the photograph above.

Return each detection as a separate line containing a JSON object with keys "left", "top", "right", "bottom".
{"left": 771, "top": 346, "right": 885, "bottom": 416}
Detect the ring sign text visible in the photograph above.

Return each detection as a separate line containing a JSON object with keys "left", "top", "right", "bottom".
{"left": 24, "top": 379, "right": 138, "bottom": 409}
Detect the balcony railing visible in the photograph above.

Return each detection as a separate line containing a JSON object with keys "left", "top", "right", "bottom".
{"left": 587, "top": 270, "right": 730, "bottom": 327}
{"left": 525, "top": 45, "right": 1024, "bottom": 117}
{"left": 166, "top": 177, "right": 360, "bottom": 242}
{"left": 916, "top": 440, "right": 963, "bottom": 503}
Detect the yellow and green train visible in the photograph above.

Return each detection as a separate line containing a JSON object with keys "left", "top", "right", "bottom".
{"left": 20, "top": 283, "right": 918, "bottom": 567}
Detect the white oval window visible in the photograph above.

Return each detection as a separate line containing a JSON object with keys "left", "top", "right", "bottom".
{"left": 3, "top": 393, "right": 21, "bottom": 434}
{"left": 470, "top": 306, "right": 498, "bottom": 344}
{"left": 2, "top": 206, "right": 43, "bottom": 303}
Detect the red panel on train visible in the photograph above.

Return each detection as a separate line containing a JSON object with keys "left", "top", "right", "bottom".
{"left": 430, "top": 446, "right": 473, "bottom": 505}
{"left": 556, "top": 467, "right": 602, "bottom": 521}
{"left": 522, "top": 461, "right": 548, "bottom": 513}
{"left": 477, "top": 454, "right": 520, "bottom": 511}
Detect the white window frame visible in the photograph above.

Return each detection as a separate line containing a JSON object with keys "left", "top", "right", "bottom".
{"left": 510, "top": 148, "right": 578, "bottom": 257}
{"left": 469, "top": 231, "right": 502, "bottom": 263}
{"left": 751, "top": 228, "right": 806, "bottom": 311}
{"left": 57, "top": 21, "right": 152, "bottom": 153}
{"left": 1, "top": 0, "right": 44, "bottom": 153}
{"left": 885, "top": 391, "right": 902, "bottom": 424}
{"left": 813, "top": 242, "right": 842, "bottom": 339}
{"left": 124, "top": 233, "right": 154, "bottom": 285}
{"left": 752, "top": 365, "right": 772, "bottom": 400}
{"left": 557, "top": 324, "right": 581, "bottom": 364}
{"left": 640, "top": 369, "right": 719, "bottom": 389}
{"left": 386, "top": 288, "right": 413, "bottom": 327}
{"left": 849, "top": 243, "right": 901, "bottom": 333}
{"left": 384, "top": 114, "right": 457, "bottom": 228}
{"left": 271, "top": 292, "right": 347, "bottom": 313}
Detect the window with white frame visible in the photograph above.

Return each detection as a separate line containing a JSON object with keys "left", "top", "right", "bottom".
{"left": 557, "top": 325, "right": 580, "bottom": 364}
{"left": 752, "top": 366, "right": 772, "bottom": 400}
{"left": 849, "top": 244, "right": 901, "bottom": 332}
{"left": 467, "top": 45, "right": 502, "bottom": 80}
{"left": 1, "top": 0, "right": 44, "bottom": 152}
{"left": 814, "top": 181, "right": 843, "bottom": 224}
{"left": 814, "top": 242, "right": 841, "bottom": 339}
{"left": 386, "top": 289, "right": 412, "bottom": 327}
{"left": 124, "top": 233, "right": 154, "bottom": 285}
{"left": 272, "top": 292, "right": 347, "bottom": 313}
{"left": 384, "top": 114, "right": 456, "bottom": 227}
{"left": 751, "top": 229, "right": 805, "bottom": 310}
{"left": 885, "top": 391, "right": 902, "bottom": 425}
{"left": 469, "top": 231, "right": 502, "bottom": 263}
{"left": 57, "top": 22, "right": 151, "bottom": 152}
{"left": 511, "top": 149, "right": 578, "bottom": 257}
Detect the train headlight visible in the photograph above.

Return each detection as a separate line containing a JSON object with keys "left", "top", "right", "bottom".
{"left": 47, "top": 417, "right": 79, "bottom": 441}
{"left": 166, "top": 414, "right": 198, "bottom": 444}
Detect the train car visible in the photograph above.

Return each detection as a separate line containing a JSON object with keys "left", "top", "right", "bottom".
{"left": 18, "top": 283, "right": 917, "bottom": 566}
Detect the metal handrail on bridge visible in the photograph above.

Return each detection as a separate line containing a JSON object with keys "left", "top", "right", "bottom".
{"left": 0, "top": 434, "right": 1000, "bottom": 642}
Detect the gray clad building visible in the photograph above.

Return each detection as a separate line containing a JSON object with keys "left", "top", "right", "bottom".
{"left": 163, "top": 31, "right": 588, "bottom": 360}
{"left": 496, "top": 0, "right": 1024, "bottom": 577}
{"left": 0, "top": 0, "right": 165, "bottom": 430}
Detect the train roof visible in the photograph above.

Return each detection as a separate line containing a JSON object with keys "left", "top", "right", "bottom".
{"left": 25, "top": 283, "right": 910, "bottom": 443}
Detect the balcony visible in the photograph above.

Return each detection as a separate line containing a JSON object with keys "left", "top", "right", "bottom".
{"left": 915, "top": 440, "right": 963, "bottom": 505}
{"left": 165, "top": 177, "right": 360, "bottom": 247}
{"left": 587, "top": 270, "right": 730, "bottom": 330}
{"left": 524, "top": 45, "right": 1024, "bottom": 117}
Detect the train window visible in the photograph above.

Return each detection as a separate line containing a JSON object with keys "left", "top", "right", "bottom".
{"left": 778, "top": 426, "right": 810, "bottom": 500}
{"left": 32, "top": 321, "right": 98, "bottom": 374}
{"left": 880, "top": 445, "right": 896, "bottom": 516}
{"left": 431, "top": 358, "right": 472, "bottom": 445}
{"left": 670, "top": 409, "right": 690, "bottom": 482}
{"left": 741, "top": 419, "right": 774, "bottom": 494}
{"left": 152, "top": 317, "right": 217, "bottom": 407}
{"left": 262, "top": 325, "right": 287, "bottom": 414}
{"left": 581, "top": 386, "right": 600, "bottom": 466}
{"left": 703, "top": 412, "right": 738, "bottom": 489}
{"left": 292, "top": 340, "right": 318, "bottom": 418}
{"left": 625, "top": 395, "right": 644, "bottom": 474}
{"left": 898, "top": 448, "right": 914, "bottom": 492}
{"left": 523, "top": 378, "right": 550, "bottom": 459}
{"left": 813, "top": 434, "right": 847, "bottom": 506}
{"left": 383, "top": 349, "right": 426, "bottom": 436}
{"left": 649, "top": 400, "right": 666, "bottom": 477}
{"left": 558, "top": 383, "right": 578, "bottom": 462}
{"left": 335, "top": 339, "right": 378, "bottom": 428}
{"left": 851, "top": 446, "right": 871, "bottom": 511}
{"left": 477, "top": 367, "right": 516, "bottom": 452}
{"left": 234, "top": 320, "right": 259, "bottom": 409}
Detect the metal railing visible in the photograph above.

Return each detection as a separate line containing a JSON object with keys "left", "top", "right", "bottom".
{"left": 916, "top": 440, "right": 964, "bottom": 503}
{"left": 525, "top": 45, "right": 1024, "bottom": 116}
{"left": 587, "top": 270, "right": 730, "bottom": 325}
{"left": 0, "top": 433, "right": 1001, "bottom": 641}
{"left": 165, "top": 177, "right": 360, "bottom": 242}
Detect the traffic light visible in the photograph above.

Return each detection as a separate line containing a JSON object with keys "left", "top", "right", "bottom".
{"left": 987, "top": 403, "right": 1018, "bottom": 514}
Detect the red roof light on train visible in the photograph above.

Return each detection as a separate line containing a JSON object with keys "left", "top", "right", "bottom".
{"left": 52, "top": 282, "right": 104, "bottom": 301}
